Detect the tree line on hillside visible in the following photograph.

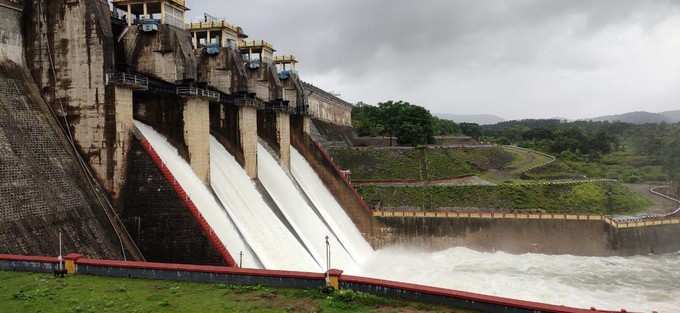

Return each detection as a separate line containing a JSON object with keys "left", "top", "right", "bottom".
{"left": 352, "top": 101, "right": 462, "bottom": 145}
{"left": 479, "top": 119, "right": 680, "bottom": 189}
{"left": 351, "top": 102, "right": 679, "bottom": 191}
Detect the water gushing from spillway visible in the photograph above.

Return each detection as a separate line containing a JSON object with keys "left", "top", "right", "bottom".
{"left": 210, "top": 137, "right": 319, "bottom": 271}
{"left": 134, "top": 121, "right": 261, "bottom": 268}
{"left": 137, "top": 121, "right": 678, "bottom": 312}
{"left": 361, "top": 246, "right": 680, "bottom": 312}
{"left": 257, "top": 143, "right": 367, "bottom": 273}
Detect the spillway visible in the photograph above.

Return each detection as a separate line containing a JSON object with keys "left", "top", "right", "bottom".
{"left": 210, "top": 137, "right": 320, "bottom": 271}
{"left": 257, "top": 143, "right": 360, "bottom": 272}
{"left": 290, "top": 147, "right": 373, "bottom": 263}
{"left": 134, "top": 121, "right": 261, "bottom": 268}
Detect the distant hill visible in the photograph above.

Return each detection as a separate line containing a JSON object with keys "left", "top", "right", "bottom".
{"left": 588, "top": 111, "right": 673, "bottom": 124}
{"left": 436, "top": 113, "right": 505, "bottom": 125}
{"left": 660, "top": 110, "right": 680, "bottom": 123}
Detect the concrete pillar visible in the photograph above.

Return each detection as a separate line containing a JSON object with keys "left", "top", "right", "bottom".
{"left": 127, "top": 4, "right": 132, "bottom": 26}
{"left": 183, "top": 98, "right": 211, "bottom": 184}
{"left": 303, "top": 116, "right": 311, "bottom": 135}
{"left": 239, "top": 106, "right": 258, "bottom": 178}
{"left": 276, "top": 111, "right": 291, "bottom": 169}
{"left": 110, "top": 86, "right": 134, "bottom": 199}
{"left": 326, "top": 269, "right": 343, "bottom": 289}
{"left": 160, "top": 1, "right": 165, "bottom": 24}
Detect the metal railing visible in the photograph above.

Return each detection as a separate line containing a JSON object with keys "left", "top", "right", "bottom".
{"left": 105, "top": 73, "right": 149, "bottom": 90}
{"left": 176, "top": 87, "right": 220, "bottom": 101}
{"left": 267, "top": 100, "right": 290, "bottom": 112}
{"left": 293, "top": 104, "right": 309, "bottom": 116}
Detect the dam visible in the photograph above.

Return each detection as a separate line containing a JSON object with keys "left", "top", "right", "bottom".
{"left": 0, "top": 0, "right": 678, "bottom": 312}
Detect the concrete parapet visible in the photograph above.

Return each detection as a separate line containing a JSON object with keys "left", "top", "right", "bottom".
{"left": 302, "top": 81, "right": 352, "bottom": 126}
{"left": 183, "top": 97, "right": 210, "bottom": 183}
{"left": 0, "top": 253, "right": 619, "bottom": 313}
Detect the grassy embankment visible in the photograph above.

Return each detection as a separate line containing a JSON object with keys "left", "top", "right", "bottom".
{"left": 521, "top": 148, "right": 667, "bottom": 183}
{"left": 329, "top": 147, "right": 513, "bottom": 181}
{"left": 359, "top": 181, "right": 651, "bottom": 215}
{"left": 331, "top": 146, "right": 652, "bottom": 214}
{"left": 0, "top": 271, "right": 468, "bottom": 313}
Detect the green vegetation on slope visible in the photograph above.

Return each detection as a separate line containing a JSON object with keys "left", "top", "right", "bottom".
{"left": 330, "top": 147, "right": 513, "bottom": 180}
{"left": 522, "top": 151, "right": 668, "bottom": 183}
{"left": 480, "top": 119, "right": 680, "bottom": 184}
{"left": 0, "top": 271, "right": 466, "bottom": 313}
{"left": 359, "top": 182, "right": 651, "bottom": 214}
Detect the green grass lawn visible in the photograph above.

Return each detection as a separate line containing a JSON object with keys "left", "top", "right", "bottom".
{"left": 359, "top": 181, "right": 652, "bottom": 214}
{"left": 0, "top": 271, "right": 468, "bottom": 313}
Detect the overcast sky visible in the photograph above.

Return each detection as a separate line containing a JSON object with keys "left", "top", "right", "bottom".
{"left": 189, "top": 0, "right": 680, "bottom": 120}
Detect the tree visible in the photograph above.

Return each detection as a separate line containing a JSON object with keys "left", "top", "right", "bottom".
{"left": 377, "top": 101, "right": 434, "bottom": 145}
{"left": 431, "top": 117, "right": 460, "bottom": 136}
{"left": 459, "top": 123, "right": 482, "bottom": 140}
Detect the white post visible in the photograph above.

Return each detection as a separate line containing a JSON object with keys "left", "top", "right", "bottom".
{"left": 58, "top": 232, "right": 63, "bottom": 271}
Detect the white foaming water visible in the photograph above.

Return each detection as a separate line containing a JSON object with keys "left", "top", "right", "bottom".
{"left": 360, "top": 246, "right": 680, "bottom": 312}
{"left": 136, "top": 123, "right": 678, "bottom": 312}
{"left": 134, "top": 121, "right": 260, "bottom": 268}
{"left": 210, "top": 137, "right": 319, "bottom": 271}
{"left": 290, "top": 147, "right": 374, "bottom": 264}
{"left": 257, "top": 143, "right": 359, "bottom": 272}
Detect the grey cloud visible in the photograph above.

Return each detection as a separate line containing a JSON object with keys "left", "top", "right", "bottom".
{"left": 189, "top": 0, "right": 680, "bottom": 119}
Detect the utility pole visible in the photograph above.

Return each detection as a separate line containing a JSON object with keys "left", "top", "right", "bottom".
{"left": 324, "top": 235, "right": 331, "bottom": 286}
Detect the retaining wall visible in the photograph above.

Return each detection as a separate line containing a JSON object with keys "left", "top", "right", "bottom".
{"left": 374, "top": 211, "right": 680, "bottom": 256}
{"left": 0, "top": 254, "right": 622, "bottom": 313}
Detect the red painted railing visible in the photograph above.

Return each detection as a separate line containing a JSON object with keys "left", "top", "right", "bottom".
{"left": 0, "top": 253, "right": 631, "bottom": 313}
{"left": 135, "top": 132, "right": 237, "bottom": 267}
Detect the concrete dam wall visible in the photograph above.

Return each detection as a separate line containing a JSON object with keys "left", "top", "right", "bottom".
{"left": 375, "top": 214, "right": 680, "bottom": 256}
{"left": 0, "top": 61, "right": 124, "bottom": 259}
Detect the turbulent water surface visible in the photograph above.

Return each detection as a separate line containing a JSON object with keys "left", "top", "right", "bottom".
{"left": 137, "top": 121, "right": 678, "bottom": 312}
{"left": 360, "top": 247, "right": 680, "bottom": 313}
